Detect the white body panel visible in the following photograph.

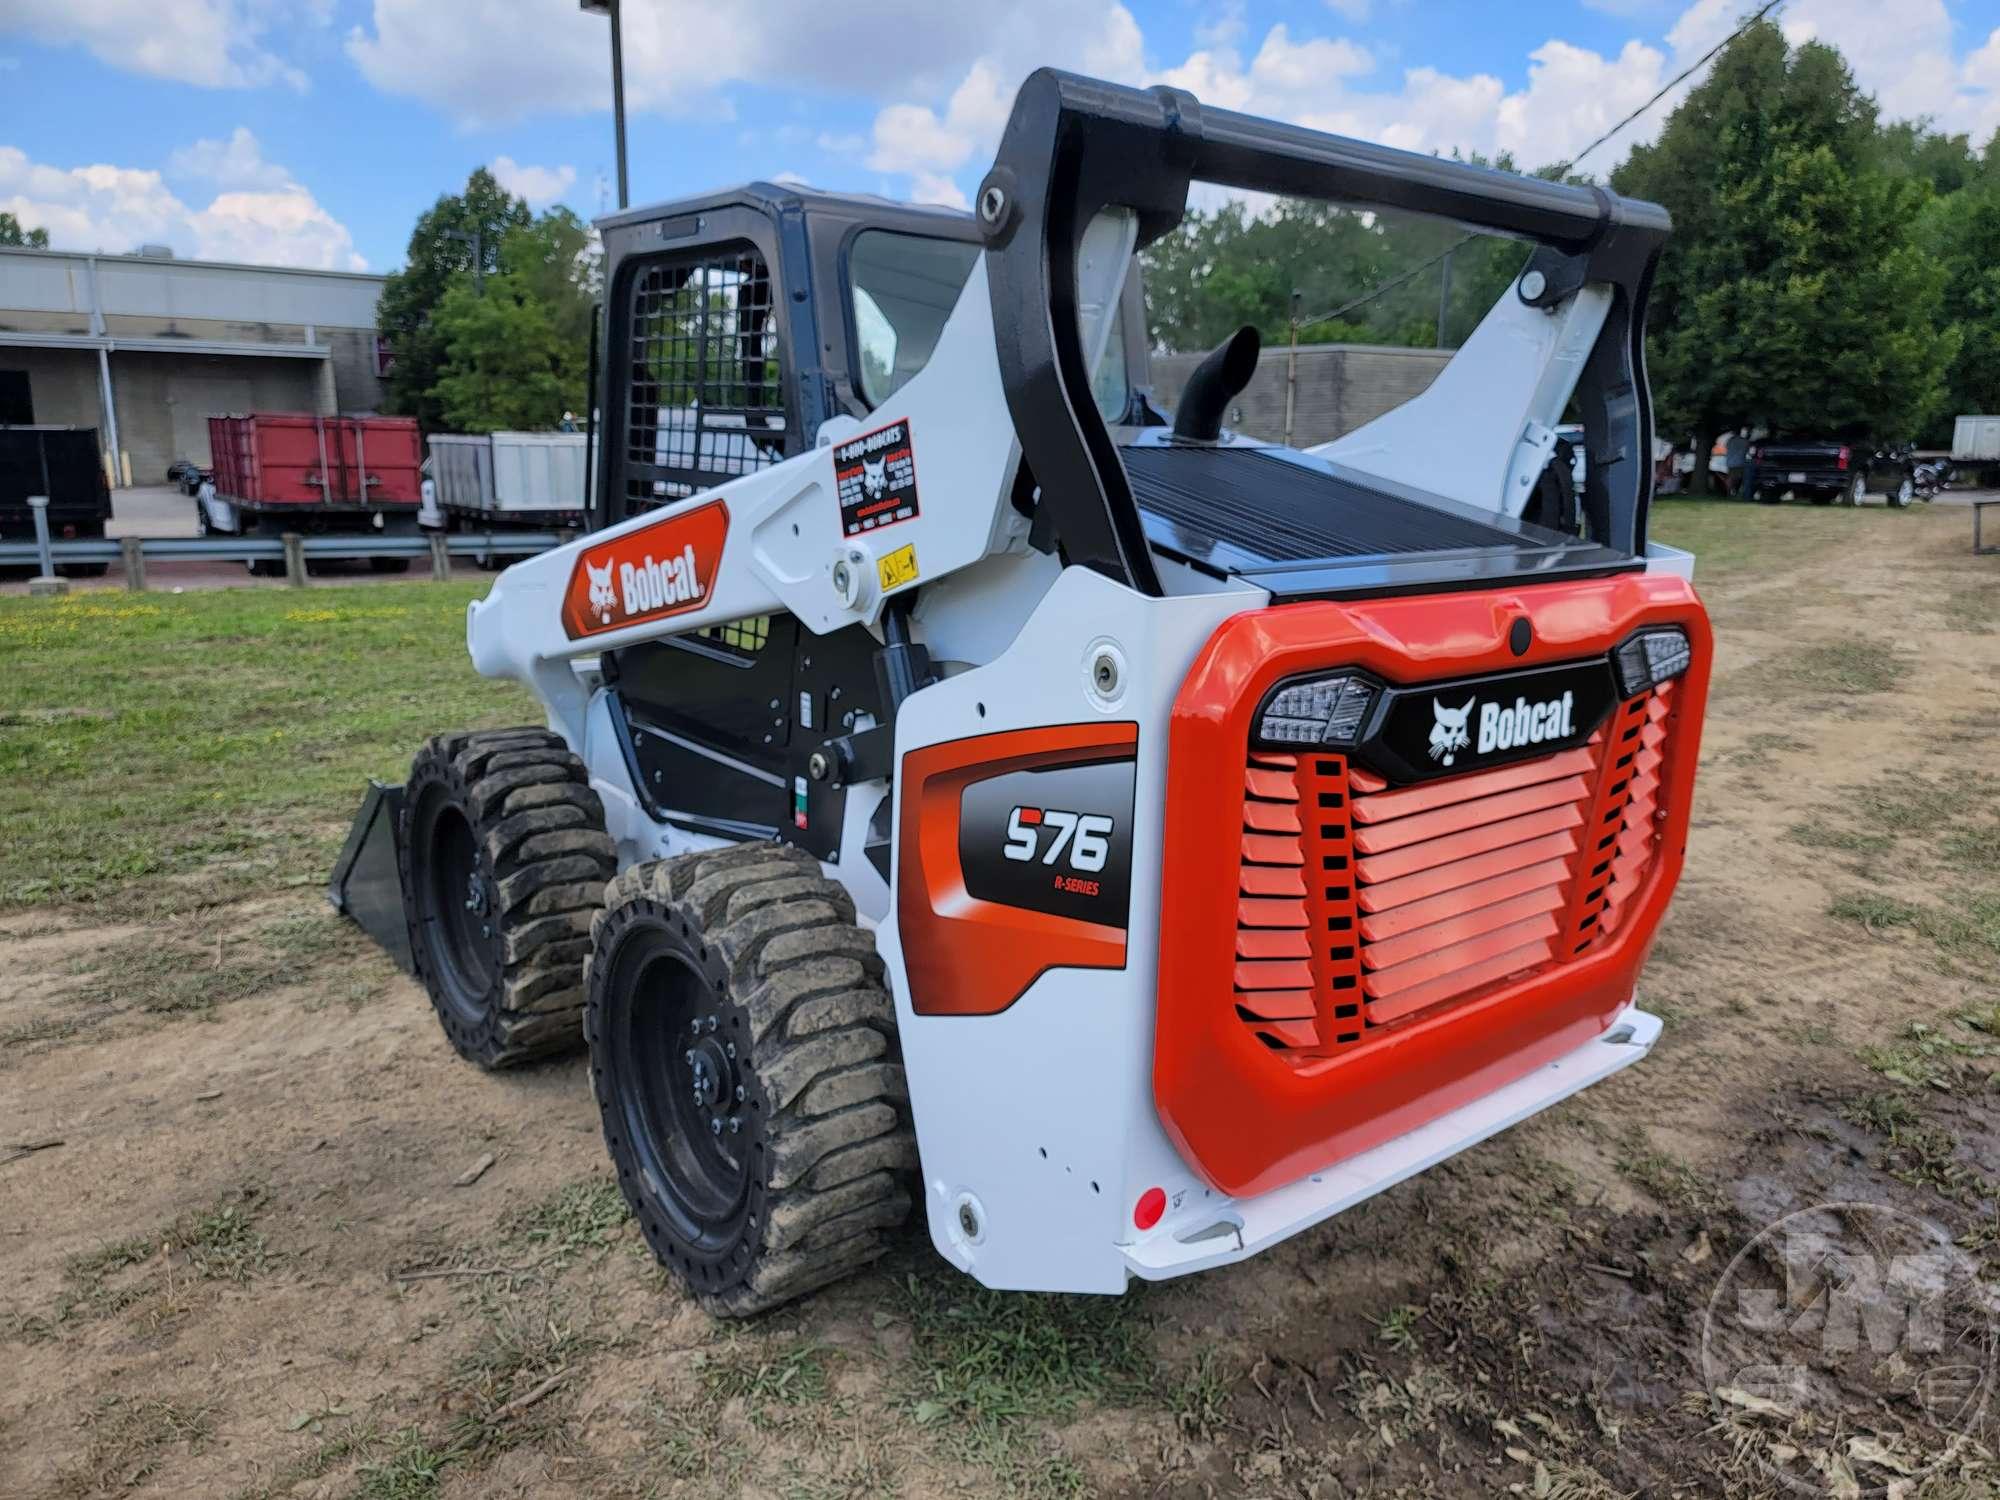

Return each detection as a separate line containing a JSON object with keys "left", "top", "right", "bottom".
{"left": 1312, "top": 277, "right": 1610, "bottom": 520}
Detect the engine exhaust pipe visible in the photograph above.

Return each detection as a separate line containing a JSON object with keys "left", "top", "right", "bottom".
{"left": 1171, "top": 325, "right": 1261, "bottom": 442}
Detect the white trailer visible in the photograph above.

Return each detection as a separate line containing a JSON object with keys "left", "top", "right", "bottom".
{"left": 1952, "top": 415, "right": 2000, "bottom": 463}
{"left": 428, "top": 432, "right": 591, "bottom": 527}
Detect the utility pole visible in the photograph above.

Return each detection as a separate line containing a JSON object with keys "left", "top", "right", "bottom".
{"left": 1436, "top": 246, "right": 1454, "bottom": 349}
{"left": 579, "top": 1, "right": 630, "bottom": 210}
{"left": 443, "top": 228, "right": 485, "bottom": 294}
{"left": 1284, "top": 288, "right": 1301, "bottom": 451}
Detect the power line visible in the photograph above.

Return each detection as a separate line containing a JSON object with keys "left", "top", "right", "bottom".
{"left": 1295, "top": 0, "right": 1785, "bottom": 333}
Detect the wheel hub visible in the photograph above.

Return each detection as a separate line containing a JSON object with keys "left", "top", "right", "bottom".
{"left": 685, "top": 1027, "right": 739, "bottom": 1123}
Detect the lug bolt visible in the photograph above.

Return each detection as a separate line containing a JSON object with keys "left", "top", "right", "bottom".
{"left": 711, "top": 1118, "right": 722, "bottom": 1136}
{"left": 725, "top": 1041, "right": 736, "bottom": 1058}
{"left": 729, "top": 1116, "right": 742, "bottom": 1134}
{"left": 735, "top": 1084, "right": 746, "bottom": 1101}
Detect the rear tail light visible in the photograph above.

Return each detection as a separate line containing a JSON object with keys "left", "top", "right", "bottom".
{"left": 1257, "top": 673, "right": 1377, "bottom": 747}
{"left": 1838, "top": 446, "right": 1851, "bottom": 470}
{"left": 1611, "top": 627, "right": 1693, "bottom": 699}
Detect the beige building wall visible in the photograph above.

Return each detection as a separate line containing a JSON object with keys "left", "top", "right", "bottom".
{"left": 1149, "top": 343, "right": 1453, "bottom": 448}
{"left": 0, "top": 247, "right": 388, "bottom": 484}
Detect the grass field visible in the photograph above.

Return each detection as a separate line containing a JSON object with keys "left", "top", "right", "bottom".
{"left": 0, "top": 583, "right": 533, "bottom": 911}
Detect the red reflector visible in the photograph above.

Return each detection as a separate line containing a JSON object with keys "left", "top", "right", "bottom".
{"left": 1134, "top": 1186, "right": 1166, "bottom": 1231}
{"left": 1837, "top": 446, "right": 1850, "bottom": 469}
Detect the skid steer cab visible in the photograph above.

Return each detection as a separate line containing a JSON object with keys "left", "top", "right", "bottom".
{"left": 332, "top": 69, "right": 1710, "bottom": 1315}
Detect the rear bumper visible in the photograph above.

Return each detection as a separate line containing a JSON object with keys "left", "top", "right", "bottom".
{"left": 1122, "top": 1002, "right": 1659, "bottom": 1279}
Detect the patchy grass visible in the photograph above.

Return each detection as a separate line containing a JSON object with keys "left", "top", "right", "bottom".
{"left": 26, "top": 1186, "right": 272, "bottom": 1338}
{"left": 1646, "top": 499, "right": 1849, "bottom": 578}
{"left": 50, "top": 1394, "right": 217, "bottom": 1497}
{"left": 699, "top": 1335, "right": 833, "bottom": 1410}
{"left": 1614, "top": 1127, "right": 1721, "bottom": 1214}
{"left": 1786, "top": 818, "right": 1890, "bottom": 856}
{"left": 55, "top": 902, "right": 385, "bottom": 1022}
{"left": 1756, "top": 639, "right": 1908, "bottom": 699}
{"left": 1859, "top": 1010, "right": 2000, "bottom": 1091}
{"left": 504, "top": 1177, "right": 632, "bottom": 1267}
{"left": 1830, "top": 890, "right": 2000, "bottom": 966}
{"left": 0, "top": 582, "right": 532, "bottom": 912}
{"left": 899, "top": 1270, "right": 1154, "bottom": 1428}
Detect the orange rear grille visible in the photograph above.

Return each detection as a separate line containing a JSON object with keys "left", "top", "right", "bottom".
{"left": 1231, "top": 684, "right": 1674, "bottom": 1059}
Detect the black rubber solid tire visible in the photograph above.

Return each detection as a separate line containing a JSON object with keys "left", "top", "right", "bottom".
{"left": 586, "top": 843, "right": 914, "bottom": 1316}
{"left": 401, "top": 727, "right": 614, "bottom": 1068}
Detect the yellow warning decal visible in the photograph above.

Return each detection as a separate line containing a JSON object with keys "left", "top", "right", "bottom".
{"left": 877, "top": 543, "right": 919, "bottom": 592}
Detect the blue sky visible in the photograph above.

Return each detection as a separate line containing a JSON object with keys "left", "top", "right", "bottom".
{"left": 5, "top": 0, "right": 2000, "bottom": 273}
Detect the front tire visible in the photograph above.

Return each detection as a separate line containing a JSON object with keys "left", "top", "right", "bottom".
{"left": 586, "top": 843, "right": 914, "bottom": 1316}
{"left": 402, "top": 728, "right": 614, "bottom": 1068}
{"left": 1891, "top": 476, "right": 1914, "bottom": 508}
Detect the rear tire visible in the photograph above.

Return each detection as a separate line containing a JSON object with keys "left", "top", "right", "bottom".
{"left": 586, "top": 843, "right": 914, "bottom": 1316}
{"left": 401, "top": 728, "right": 614, "bottom": 1068}
{"left": 1891, "top": 476, "right": 1914, "bottom": 508}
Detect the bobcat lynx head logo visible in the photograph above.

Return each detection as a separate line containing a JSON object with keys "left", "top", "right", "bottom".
{"left": 861, "top": 455, "right": 888, "bottom": 499}
{"left": 585, "top": 559, "right": 616, "bottom": 624}
{"left": 1429, "top": 696, "right": 1475, "bottom": 766}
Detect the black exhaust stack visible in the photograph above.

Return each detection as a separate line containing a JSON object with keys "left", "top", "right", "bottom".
{"left": 1171, "top": 325, "right": 1261, "bottom": 442}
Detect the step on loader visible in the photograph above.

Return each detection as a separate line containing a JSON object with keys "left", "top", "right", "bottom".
{"left": 331, "top": 69, "right": 1710, "bottom": 1315}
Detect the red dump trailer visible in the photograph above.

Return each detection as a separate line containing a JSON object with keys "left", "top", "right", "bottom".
{"left": 204, "top": 413, "right": 422, "bottom": 536}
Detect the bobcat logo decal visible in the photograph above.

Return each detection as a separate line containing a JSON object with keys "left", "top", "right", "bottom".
{"left": 585, "top": 559, "right": 617, "bottom": 625}
{"left": 861, "top": 455, "right": 888, "bottom": 499}
{"left": 1429, "top": 696, "right": 1475, "bottom": 766}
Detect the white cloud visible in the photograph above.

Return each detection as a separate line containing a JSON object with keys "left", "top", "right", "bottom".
{"left": 909, "top": 172, "right": 969, "bottom": 210}
{"left": 2, "top": 0, "right": 307, "bottom": 90}
{"left": 1325, "top": 0, "right": 1372, "bottom": 22}
{"left": 491, "top": 155, "right": 577, "bottom": 208}
{"left": 0, "top": 140, "right": 364, "bottom": 270}
{"left": 167, "top": 127, "right": 294, "bottom": 191}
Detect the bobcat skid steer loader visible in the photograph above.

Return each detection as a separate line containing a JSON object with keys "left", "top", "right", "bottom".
{"left": 331, "top": 69, "right": 1711, "bottom": 1315}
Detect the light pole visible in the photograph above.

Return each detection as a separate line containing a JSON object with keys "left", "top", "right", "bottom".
{"left": 578, "top": 0, "right": 629, "bottom": 210}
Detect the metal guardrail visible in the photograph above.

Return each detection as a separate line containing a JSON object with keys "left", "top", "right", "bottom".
{"left": 3, "top": 496, "right": 566, "bottom": 589}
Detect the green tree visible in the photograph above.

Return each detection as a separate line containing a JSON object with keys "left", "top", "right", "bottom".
{"left": 0, "top": 211, "right": 50, "bottom": 248}
{"left": 1918, "top": 183, "right": 2000, "bottom": 436}
{"left": 1138, "top": 155, "right": 1540, "bottom": 357}
{"left": 377, "top": 168, "right": 532, "bottom": 430}
{"left": 1613, "top": 20, "right": 1955, "bottom": 474}
{"left": 425, "top": 210, "right": 598, "bottom": 432}
{"left": 429, "top": 276, "right": 579, "bottom": 433}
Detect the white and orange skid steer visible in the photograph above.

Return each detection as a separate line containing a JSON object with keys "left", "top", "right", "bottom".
{"left": 331, "top": 70, "right": 1711, "bottom": 1315}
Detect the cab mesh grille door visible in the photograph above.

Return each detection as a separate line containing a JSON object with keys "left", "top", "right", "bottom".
{"left": 621, "top": 242, "right": 785, "bottom": 521}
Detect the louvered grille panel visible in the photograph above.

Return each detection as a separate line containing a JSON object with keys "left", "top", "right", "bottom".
{"left": 1230, "top": 679, "right": 1678, "bottom": 1061}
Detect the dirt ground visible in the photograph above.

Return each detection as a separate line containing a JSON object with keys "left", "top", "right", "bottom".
{"left": 3, "top": 502, "right": 1999, "bottom": 1498}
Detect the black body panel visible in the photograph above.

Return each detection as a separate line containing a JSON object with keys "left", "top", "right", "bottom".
{"left": 608, "top": 616, "right": 884, "bottom": 860}
{"left": 1125, "top": 440, "right": 1637, "bottom": 599}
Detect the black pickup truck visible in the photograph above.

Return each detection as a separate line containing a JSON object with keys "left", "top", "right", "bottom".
{"left": 1749, "top": 438, "right": 1915, "bottom": 506}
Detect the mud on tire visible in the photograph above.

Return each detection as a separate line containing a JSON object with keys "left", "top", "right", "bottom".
{"left": 401, "top": 727, "right": 614, "bottom": 1068}
{"left": 585, "top": 843, "right": 915, "bottom": 1317}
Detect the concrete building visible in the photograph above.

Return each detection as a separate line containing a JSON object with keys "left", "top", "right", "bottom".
{"left": 1150, "top": 342, "right": 1452, "bottom": 449}
{"left": 0, "top": 246, "right": 388, "bottom": 487}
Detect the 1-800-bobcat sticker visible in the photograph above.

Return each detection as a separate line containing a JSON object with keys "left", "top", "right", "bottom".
{"left": 560, "top": 500, "right": 729, "bottom": 639}
{"left": 833, "top": 419, "right": 920, "bottom": 537}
